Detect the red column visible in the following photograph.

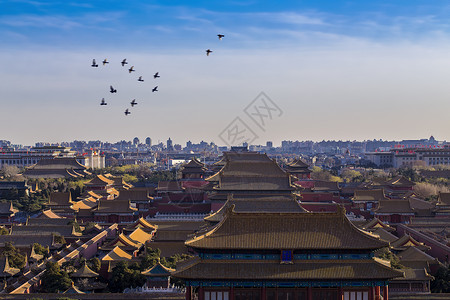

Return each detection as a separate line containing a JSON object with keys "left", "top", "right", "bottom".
{"left": 383, "top": 286, "right": 388, "bottom": 300}
{"left": 186, "top": 286, "right": 191, "bottom": 300}
{"left": 374, "top": 286, "right": 381, "bottom": 300}
{"left": 261, "top": 287, "right": 266, "bottom": 300}
{"left": 230, "top": 286, "right": 234, "bottom": 300}
{"left": 338, "top": 287, "right": 343, "bottom": 300}
{"left": 307, "top": 286, "right": 312, "bottom": 300}
{"left": 198, "top": 287, "right": 204, "bottom": 300}
{"left": 369, "top": 287, "right": 374, "bottom": 300}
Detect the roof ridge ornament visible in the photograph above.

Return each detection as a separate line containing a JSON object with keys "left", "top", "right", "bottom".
{"left": 338, "top": 204, "right": 346, "bottom": 216}
{"left": 227, "top": 193, "right": 234, "bottom": 202}
{"left": 225, "top": 203, "right": 236, "bottom": 215}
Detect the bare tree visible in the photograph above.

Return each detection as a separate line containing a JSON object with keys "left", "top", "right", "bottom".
{"left": 0, "top": 165, "right": 20, "bottom": 179}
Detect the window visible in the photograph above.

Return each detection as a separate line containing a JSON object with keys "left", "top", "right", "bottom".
{"left": 343, "top": 291, "right": 368, "bottom": 300}
{"left": 205, "top": 291, "right": 228, "bottom": 300}
{"left": 411, "top": 283, "right": 424, "bottom": 290}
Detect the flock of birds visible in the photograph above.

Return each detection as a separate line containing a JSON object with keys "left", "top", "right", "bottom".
{"left": 91, "top": 34, "right": 224, "bottom": 116}
{"left": 91, "top": 58, "right": 160, "bottom": 116}
{"left": 206, "top": 34, "right": 225, "bottom": 56}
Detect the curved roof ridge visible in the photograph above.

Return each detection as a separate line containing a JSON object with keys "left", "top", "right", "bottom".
{"left": 287, "top": 158, "right": 310, "bottom": 168}
{"left": 70, "top": 261, "right": 99, "bottom": 278}
{"left": 118, "top": 233, "right": 141, "bottom": 248}
{"left": 142, "top": 260, "right": 175, "bottom": 275}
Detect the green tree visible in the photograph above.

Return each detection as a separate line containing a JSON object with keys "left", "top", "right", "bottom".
{"left": 67, "top": 220, "right": 82, "bottom": 233}
{"left": 88, "top": 257, "right": 101, "bottom": 273}
{"left": 83, "top": 222, "right": 97, "bottom": 233}
{"left": 1, "top": 242, "right": 25, "bottom": 269}
{"left": 341, "top": 169, "right": 363, "bottom": 183}
{"left": 161, "top": 253, "right": 193, "bottom": 269}
{"left": 378, "top": 251, "right": 404, "bottom": 269}
{"left": 53, "top": 234, "right": 66, "bottom": 245}
{"left": 109, "top": 261, "right": 146, "bottom": 292}
{"left": 396, "top": 167, "right": 419, "bottom": 182}
{"left": 140, "top": 247, "right": 162, "bottom": 271}
{"left": 32, "top": 243, "right": 49, "bottom": 258}
{"left": 431, "top": 266, "right": 450, "bottom": 293}
{"left": 40, "top": 261, "right": 72, "bottom": 293}
{"left": 122, "top": 174, "right": 138, "bottom": 183}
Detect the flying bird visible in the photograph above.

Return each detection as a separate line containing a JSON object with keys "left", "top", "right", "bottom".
{"left": 102, "top": 59, "right": 109, "bottom": 65}
{"left": 152, "top": 86, "right": 158, "bottom": 92}
{"left": 91, "top": 59, "right": 98, "bottom": 67}
{"left": 206, "top": 49, "right": 213, "bottom": 56}
{"left": 217, "top": 34, "right": 225, "bottom": 40}
{"left": 100, "top": 98, "right": 107, "bottom": 105}
{"left": 121, "top": 59, "right": 128, "bottom": 66}
{"left": 110, "top": 85, "right": 117, "bottom": 93}
{"left": 124, "top": 109, "right": 131, "bottom": 116}
{"left": 130, "top": 99, "right": 137, "bottom": 107}
{"left": 138, "top": 76, "right": 144, "bottom": 82}
{"left": 153, "top": 72, "right": 160, "bottom": 79}
{"left": 128, "top": 66, "right": 135, "bottom": 73}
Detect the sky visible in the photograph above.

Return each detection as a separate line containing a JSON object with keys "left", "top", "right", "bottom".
{"left": 1, "top": 0, "right": 450, "bottom": 147}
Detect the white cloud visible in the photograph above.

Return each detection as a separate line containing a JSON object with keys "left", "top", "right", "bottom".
{"left": 250, "top": 11, "right": 326, "bottom": 26}
{"left": 0, "top": 11, "right": 125, "bottom": 30}
{"left": 0, "top": 15, "right": 82, "bottom": 29}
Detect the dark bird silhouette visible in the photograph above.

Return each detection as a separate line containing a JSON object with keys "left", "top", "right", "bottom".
{"left": 121, "top": 59, "right": 128, "bottom": 66}
{"left": 217, "top": 34, "right": 225, "bottom": 40}
{"left": 91, "top": 59, "right": 98, "bottom": 67}
{"left": 130, "top": 99, "right": 137, "bottom": 107}
{"left": 206, "top": 49, "right": 213, "bottom": 56}
{"left": 128, "top": 66, "right": 135, "bottom": 73}
{"left": 102, "top": 59, "right": 109, "bottom": 65}
{"left": 100, "top": 98, "right": 107, "bottom": 105}
{"left": 124, "top": 109, "right": 131, "bottom": 116}
{"left": 110, "top": 85, "right": 117, "bottom": 93}
{"left": 152, "top": 86, "right": 158, "bottom": 92}
{"left": 153, "top": 72, "right": 160, "bottom": 79}
{"left": 138, "top": 76, "right": 144, "bottom": 82}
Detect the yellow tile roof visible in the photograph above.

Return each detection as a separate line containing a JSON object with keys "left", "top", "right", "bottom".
{"left": 102, "top": 246, "right": 132, "bottom": 261}
{"left": 173, "top": 258, "right": 404, "bottom": 281}
{"left": 136, "top": 217, "right": 157, "bottom": 230}
{"left": 70, "top": 199, "right": 97, "bottom": 211}
{"left": 188, "top": 206, "right": 388, "bottom": 250}
{"left": 118, "top": 233, "right": 141, "bottom": 248}
{"left": 87, "top": 191, "right": 102, "bottom": 199}
{"left": 128, "top": 227, "right": 153, "bottom": 244}
{"left": 86, "top": 175, "right": 114, "bottom": 186}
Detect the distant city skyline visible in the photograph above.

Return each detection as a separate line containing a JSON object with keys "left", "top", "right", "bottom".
{"left": 1, "top": 1, "right": 450, "bottom": 145}
{"left": 1, "top": 135, "right": 445, "bottom": 149}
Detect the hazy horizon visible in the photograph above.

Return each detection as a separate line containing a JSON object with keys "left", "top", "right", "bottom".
{"left": 3, "top": 134, "right": 445, "bottom": 149}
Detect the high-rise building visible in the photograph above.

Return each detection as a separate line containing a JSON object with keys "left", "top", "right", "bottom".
{"left": 266, "top": 141, "right": 273, "bottom": 148}
{"left": 167, "top": 138, "right": 173, "bottom": 151}
{"left": 145, "top": 137, "right": 152, "bottom": 147}
{"left": 133, "top": 137, "right": 140, "bottom": 146}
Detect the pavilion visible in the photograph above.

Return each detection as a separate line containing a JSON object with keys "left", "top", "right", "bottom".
{"left": 173, "top": 206, "right": 403, "bottom": 300}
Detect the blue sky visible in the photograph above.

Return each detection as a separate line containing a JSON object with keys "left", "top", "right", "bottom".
{"left": 1, "top": 0, "right": 450, "bottom": 146}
